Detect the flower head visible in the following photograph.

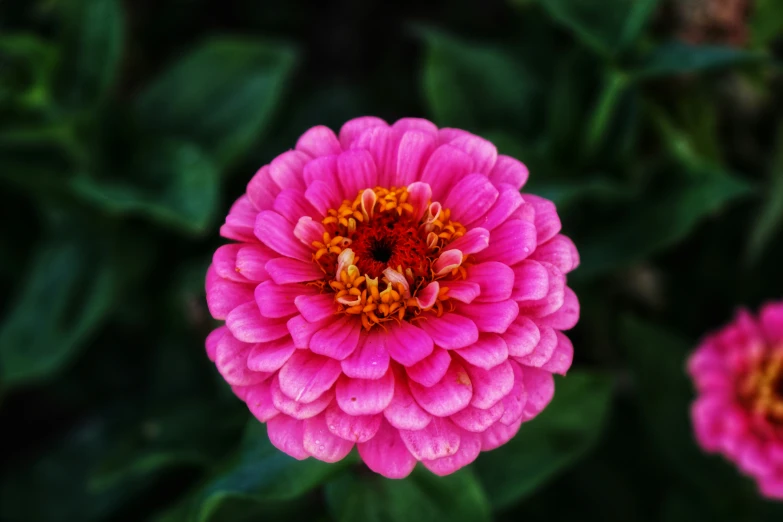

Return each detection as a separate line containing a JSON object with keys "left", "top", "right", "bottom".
{"left": 688, "top": 301, "right": 783, "bottom": 498}
{"left": 205, "top": 117, "right": 580, "bottom": 477}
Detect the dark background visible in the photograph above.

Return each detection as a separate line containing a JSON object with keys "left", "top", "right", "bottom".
{"left": 1, "top": 0, "right": 783, "bottom": 521}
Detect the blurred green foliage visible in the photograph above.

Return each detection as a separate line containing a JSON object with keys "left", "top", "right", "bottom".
{"left": 1, "top": 0, "right": 783, "bottom": 521}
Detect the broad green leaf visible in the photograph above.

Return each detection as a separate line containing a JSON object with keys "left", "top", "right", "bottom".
{"left": 746, "top": 124, "right": 783, "bottom": 265}
{"left": 749, "top": 0, "right": 783, "bottom": 48}
{"left": 326, "top": 466, "right": 491, "bottom": 522}
{"left": 0, "top": 233, "right": 120, "bottom": 386}
{"left": 577, "top": 172, "right": 753, "bottom": 279}
{"left": 0, "top": 33, "right": 58, "bottom": 109}
{"left": 135, "top": 38, "right": 297, "bottom": 166}
{"left": 632, "top": 42, "right": 766, "bottom": 80}
{"left": 536, "top": 0, "right": 659, "bottom": 56}
{"left": 421, "top": 28, "right": 538, "bottom": 132}
{"left": 69, "top": 140, "right": 219, "bottom": 235}
{"left": 473, "top": 371, "right": 614, "bottom": 509}
{"left": 193, "top": 421, "right": 351, "bottom": 522}
{"left": 620, "top": 316, "right": 751, "bottom": 513}
{"left": 55, "top": 0, "right": 123, "bottom": 109}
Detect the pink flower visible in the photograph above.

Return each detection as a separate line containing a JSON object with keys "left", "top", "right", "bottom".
{"left": 205, "top": 117, "right": 580, "bottom": 478}
{"left": 688, "top": 301, "right": 783, "bottom": 499}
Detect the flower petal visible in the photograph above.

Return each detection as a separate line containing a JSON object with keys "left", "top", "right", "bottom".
{"left": 324, "top": 402, "right": 382, "bottom": 443}
{"left": 399, "top": 417, "right": 461, "bottom": 461}
{"left": 384, "top": 369, "right": 433, "bottom": 430}
{"left": 540, "top": 332, "right": 574, "bottom": 375}
{"left": 442, "top": 281, "right": 481, "bottom": 304}
{"left": 305, "top": 179, "right": 341, "bottom": 216}
{"left": 474, "top": 187, "right": 525, "bottom": 231}
{"left": 392, "top": 117, "right": 438, "bottom": 136}
{"left": 222, "top": 195, "right": 258, "bottom": 242}
{"left": 206, "top": 325, "right": 227, "bottom": 362}
{"left": 278, "top": 350, "right": 343, "bottom": 402}
{"left": 271, "top": 375, "right": 334, "bottom": 419}
{"left": 499, "top": 361, "right": 528, "bottom": 425}
{"left": 215, "top": 333, "right": 269, "bottom": 386}
{"left": 520, "top": 367, "right": 555, "bottom": 421}
{"left": 468, "top": 262, "right": 514, "bottom": 303}
{"left": 273, "top": 189, "right": 319, "bottom": 223}
{"left": 504, "top": 317, "right": 541, "bottom": 358}
{"left": 247, "top": 165, "right": 280, "bottom": 211}
{"left": 444, "top": 174, "right": 499, "bottom": 225}
{"left": 336, "top": 368, "right": 395, "bottom": 415}
{"left": 296, "top": 125, "right": 342, "bottom": 158}
{"left": 341, "top": 329, "right": 391, "bottom": 380}
{"left": 339, "top": 116, "right": 388, "bottom": 149}
{"left": 247, "top": 336, "right": 297, "bottom": 372}
{"left": 206, "top": 265, "right": 254, "bottom": 320}
{"left": 450, "top": 401, "right": 505, "bottom": 433}
{"left": 394, "top": 130, "right": 436, "bottom": 186}
{"left": 265, "top": 257, "right": 323, "bottom": 285}
{"left": 357, "top": 419, "right": 417, "bottom": 479}
{"left": 455, "top": 333, "right": 508, "bottom": 369}
{"left": 409, "top": 361, "right": 473, "bottom": 417}
{"left": 481, "top": 418, "right": 523, "bottom": 451}
{"left": 475, "top": 219, "right": 537, "bottom": 266}
{"left": 489, "top": 155, "right": 529, "bottom": 189}
{"left": 518, "top": 263, "right": 565, "bottom": 318}
{"left": 465, "top": 360, "right": 514, "bottom": 409}
{"left": 226, "top": 302, "right": 290, "bottom": 343}
{"left": 267, "top": 415, "right": 308, "bottom": 460}
{"left": 530, "top": 234, "right": 580, "bottom": 274}
{"left": 759, "top": 301, "right": 783, "bottom": 345}
{"left": 294, "top": 293, "right": 337, "bottom": 323}
{"left": 419, "top": 144, "right": 474, "bottom": 201}
{"left": 511, "top": 260, "right": 549, "bottom": 301}
{"left": 421, "top": 430, "right": 482, "bottom": 476}
{"left": 458, "top": 300, "right": 519, "bottom": 334}
{"left": 287, "top": 314, "right": 334, "bottom": 348}
{"left": 236, "top": 244, "right": 276, "bottom": 282}
{"left": 338, "top": 149, "right": 378, "bottom": 197}
{"left": 351, "top": 126, "right": 400, "bottom": 187}
{"left": 269, "top": 150, "right": 309, "bottom": 191}
{"left": 514, "top": 326, "right": 557, "bottom": 368}
{"left": 417, "top": 313, "right": 479, "bottom": 349}
{"left": 245, "top": 380, "right": 279, "bottom": 422}
{"left": 386, "top": 322, "right": 434, "bottom": 366}
{"left": 536, "top": 286, "right": 580, "bottom": 330}
{"left": 406, "top": 347, "right": 452, "bottom": 386}
{"left": 213, "top": 244, "right": 246, "bottom": 282}
{"left": 255, "top": 210, "right": 312, "bottom": 262}
{"left": 255, "top": 281, "right": 314, "bottom": 318}
{"left": 310, "top": 315, "right": 361, "bottom": 360}
{"left": 524, "top": 194, "right": 562, "bottom": 245}
{"left": 303, "top": 413, "right": 355, "bottom": 462}
{"left": 447, "top": 228, "right": 490, "bottom": 255}
{"left": 446, "top": 133, "right": 497, "bottom": 174}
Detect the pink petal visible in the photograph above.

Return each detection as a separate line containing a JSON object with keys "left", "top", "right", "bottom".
{"left": 444, "top": 174, "right": 499, "bottom": 225}
{"left": 438, "top": 128, "right": 474, "bottom": 143}
{"left": 255, "top": 281, "right": 314, "bottom": 318}
{"left": 518, "top": 263, "right": 565, "bottom": 318}
{"left": 294, "top": 216, "right": 326, "bottom": 247}
{"left": 447, "top": 228, "right": 490, "bottom": 255}
{"left": 351, "top": 126, "right": 400, "bottom": 187}
{"left": 254, "top": 210, "right": 312, "bottom": 262}
{"left": 422, "top": 430, "right": 482, "bottom": 476}
{"left": 530, "top": 234, "right": 580, "bottom": 274}
{"left": 386, "top": 322, "right": 434, "bottom": 366}
{"left": 465, "top": 360, "right": 514, "bottom": 409}
{"left": 226, "top": 302, "right": 290, "bottom": 343}
{"left": 511, "top": 260, "right": 549, "bottom": 301}
{"left": 341, "top": 329, "right": 391, "bottom": 380}
{"left": 205, "top": 265, "right": 254, "bottom": 320}
{"left": 760, "top": 476, "right": 783, "bottom": 500}
{"left": 499, "top": 361, "right": 528, "bottom": 425}
{"left": 287, "top": 314, "right": 334, "bottom": 348}
{"left": 338, "top": 149, "right": 378, "bottom": 197}
{"left": 336, "top": 368, "right": 395, "bottom": 415}
{"left": 271, "top": 375, "right": 334, "bottom": 419}
{"left": 294, "top": 293, "right": 337, "bottom": 323}
{"left": 267, "top": 415, "right": 308, "bottom": 460}
{"left": 296, "top": 125, "right": 342, "bottom": 158}
{"left": 269, "top": 150, "right": 309, "bottom": 191}
{"left": 407, "top": 181, "right": 433, "bottom": 222}
{"left": 310, "top": 315, "right": 361, "bottom": 360}
{"left": 458, "top": 300, "right": 519, "bottom": 334}
{"left": 265, "top": 257, "right": 322, "bottom": 285}
{"left": 399, "top": 417, "right": 461, "bottom": 460}
{"left": 247, "top": 336, "right": 297, "bottom": 372}
{"left": 303, "top": 154, "right": 340, "bottom": 189}
{"left": 468, "top": 262, "right": 514, "bottom": 302}
{"left": 419, "top": 144, "right": 474, "bottom": 201}
{"left": 278, "top": 350, "right": 343, "bottom": 402}
{"left": 303, "top": 413, "right": 355, "bottom": 462}
{"left": 536, "top": 287, "right": 579, "bottom": 330}
{"left": 489, "top": 155, "right": 529, "bottom": 189}
{"left": 392, "top": 117, "right": 438, "bottom": 136}
{"left": 305, "top": 180, "right": 341, "bottom": 216}
{"left": 409, "top": 361, "right": 473, "bottom": 417}
{"left": 213, "top": 244, "right": 246, "bottom": 282}
{"left": 384, "top": 369, "right": 432, "bottom": 430}
{"left": 357, "top": 419, "right": 417, "bottom": 479}
{"left": 205, "top": 325, "right": 227, "bottom": 362}
{"left": 394, "top": 131, "right": 436, "bottom": 186}
{"left": 523, "top": 194, "right": 562, "bottom": 245}
{"left": 540, "top": 332, "right": 574, "bottom": 375}
{"left": 520, "top": 367, "right": 555, "bottom": 421}
{"left": 514, "top": 326, "right": 557, "bottom": 367}
{"left": 235, "top": 244, "right": 276, "bottom": 282}
{"left": 481, "top": 418, "right": 523, "bottom": 451}
{"left": 759, "top": 301, "right": 783, "bottom": 344}
{"left": 450, "top": 401, "right": 505, "bottom": 433}
{"left": 406, "top": 347, "right": 452, "bottom": 386}
{"left": 215, "top": 333, "right": 269, "bottom": 386}
{"left": 473, "top": 187, "right": 525, "bottom": 231}
{"left": 455, "top": 333, "right": 508, "bottom": 370}
{"left": 221, "top": 195, "right": 258, "bottom": 242}
{"left": 273, "top": 189, "right": 319, "bottom": 223}
{"left": 475, "top": 219, "right": 537, "bottom": 266}
{"left": 434, "top": 249, "right": 464, "bottom": 276}
{"left": 415, "top": 281, "right": 440, "bottom": 309}
{"left": 324, "top": 402, "right": 382, "bottom": 443}
{"left": 504, "top": 317, "right": 541, "bottom": 357}
{"left": 339, "top": 116, "right": 388, "bottom": 149}
{"left": 417, "top": 313, "right": 479, "bottom": 349}
{"left": 443, "top": 281, "right": 481, "bottom": 304}
{"left": 245, "top": 380, "right": 279, "bottom": 422}
{"left": 446, "top": 133, "right": 497, "bottom": 174}
{"left": 246, "top": 166, "right": 280, "bottom": 211}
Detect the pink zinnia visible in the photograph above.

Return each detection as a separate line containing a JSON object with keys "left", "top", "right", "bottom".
{"left": 205, "top": 117, "right": 580, "bottom": 478}
{"left": 689, "top": 301, "right": 783, "bottom": 499}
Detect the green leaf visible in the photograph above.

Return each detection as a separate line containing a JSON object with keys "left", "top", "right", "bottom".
{"left": 536, "top": 0, "right": 659, "bottom": 56}
{"left": 421, "top": 28, "right": 538, "bottom": 132}
{"left": 0, "top": 33, "right": 58, "bottom": 109}
{"left": 0, "top": 232, "right": 121, "bottom": 387}
{"left": 55, "top": 0, "right": 124, "bottom": 109}
{"left": 632, "top": 42, "right": 766, "bottom": 80}
{"left": 473, "top": 371, "right": 614, "bottom": 509}
{"left": 135, "top": 38, "right": 297, "bottom": 167}
{"left": 746, "top": 124, "right": 783, "bottom": 265}
{"left": 577, "top": 172, "right": 753, "bottom": 279}
{"left": 620, "top": 316, "right": 751, "bottom": 512}
{"left": 69, "top": 140, "right": 220, "bottom": 235}
{"left": 326, "top": 466, "right": 491, "bottom": 522}
{"left": 193, "top": 421, "right": 351, "bottom": 522}
{"left": 749, "top": 0, "right": 783, "bottom": 48}
{"left": 525, "top": 176, "right": 630, "bottom": 210}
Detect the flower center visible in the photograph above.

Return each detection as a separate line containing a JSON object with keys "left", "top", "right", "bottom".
{"left": 311, "top": 186, "right": 467, "bottom": 330}
{"left": 738, "top": 347, "right": 783, "bottom": 423}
